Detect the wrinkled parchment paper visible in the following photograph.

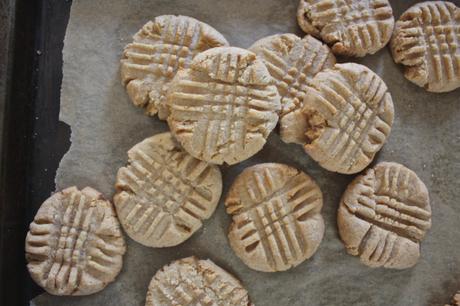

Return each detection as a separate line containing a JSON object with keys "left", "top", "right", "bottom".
{"left": 32, "top": 1, "right": 460, "bottom": 305}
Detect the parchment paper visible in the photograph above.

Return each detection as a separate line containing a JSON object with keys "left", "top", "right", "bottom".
{"left": 32, "top": 1, "right": 460, "bottom": 305}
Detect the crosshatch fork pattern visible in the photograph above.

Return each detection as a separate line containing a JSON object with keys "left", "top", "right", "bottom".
{"left": 167, "top": 50, "right": 280, "bottom": 164}
{"left": 339, "top": 162, "right": 431, "bottom": 268}
{"left": 250, "top": 34, "right": 335, "bottom": 117}
{"left": 120, "top": 15, "right": 228, "bottom": 117}
{"left": 249, "top": 34, "right": 336, "bottom": 144}
{"left": 303, "top": 63, "right": 394, "bottom": 174}
{"left": 391, "top": 1, "right": 460, "bottom": 91}
{"left": 146, "top": 257, "right": 252, "bottom": 306}
{"left": 349, "top": 165, "right": 431, "bottom": 241}
{"left": 226, "top": 164, "right": 324, "bottom": 272}
{"left": 114, "top": 134, "right": 221, "bottom": 247}
{"left": 298, "top": 0, "right": 394, "bottom": 56}
{"left": 25, "top": 187, "right": 125, "bottom": 295}
{"left": 122, "top": 16, "right": 203, "bottom": 79}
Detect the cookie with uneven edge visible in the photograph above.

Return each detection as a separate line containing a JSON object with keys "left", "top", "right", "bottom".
{"left": 338, "top": 162, "right": 431, "bottom": 269}
{"left": 302, "top": 63, "right": 394, "bottom": 174}
{"left": 113, "top": 132, "right": 222, "bottom": 248}
{"left": 297, "top": 0, "right": 394, "bottom": 57}
{"left": 145, "top": 256, "right": 253, "bottom": 306}
{"left": 25, "top": 186, "right": 126, "bottom": 296}
{"left": 391, "top": 1, "right": 460, "bottom": 92}
{"left": 120, "top": 15, "right": 228, "bottom": 119}
{"left": 167, "top": 47, "right": 281, "bottom": 165}
{"left": 225, "top": 163, "right": 324, "bottom": 272}
{"left": 249, "top": 34, "right": 336, "bottom": 144}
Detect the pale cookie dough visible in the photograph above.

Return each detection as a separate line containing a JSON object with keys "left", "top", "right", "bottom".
{"left": 338, "top": 162, "right": 431, "bottom": 269}
{"left": 249, "top": 34, "right": 336, "bottom": 144}
{"left": 113, "top": 132, "right": 222, "bottom": 248}
{"left": 120, "top": 15, "right": 228, "bottom": 119}
{"left": 391, "top": 1, "right": 460, "bottom": 92}
{"left": 297, "top": 0, "right": 394, "bottom": 57}
{"left": 302, "top": 63, "right": 394, "bottom": 174}
{"left": 25, "top": 186, "right": 126, "bottom": 296}
{"left": 167, "top": 47, "right": 281, "bottom": 165}
{"left": 145, "top": 256, "right": 253, "bottom": 306}
{"left": 225, "top": 163, "right": 324, "bottom": 272}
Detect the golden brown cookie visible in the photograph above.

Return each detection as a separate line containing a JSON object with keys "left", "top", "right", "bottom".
{"left": 302, "top": 63, "right": 394, "bottom": 174}
{"left": 114, "top": 132, "right": 222, "bottom": 248}
{"left": 297, "top": 0, "right": 394, "bottom": 57}
{"left": 391, "top": 1, "right": 460, "bottom": 92}
{"left": 249, "top": 34, "right": 336, "bottom": 144}
{"left": 338, "top": 162, "right": 431, "bottom": 269}
{"left": 225, "top": 163, "right": 324, "bottom": 272}
{"left": 120, "top": 15, "right": 228, "bottom": 119}
{"left": 167, "top": 47, "right": 281, "bottom": 165}
{"left": 25, "top": 187, "right": 126, "bottom": 295}
{"left": 145, "top": 256, "right": 253, "bottom": 306}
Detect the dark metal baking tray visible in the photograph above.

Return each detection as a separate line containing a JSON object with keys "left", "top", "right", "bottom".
{"left": 0, "top": 1, "right": 72, "bottom": 305}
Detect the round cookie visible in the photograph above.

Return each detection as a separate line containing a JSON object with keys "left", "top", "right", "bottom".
{"left": 302, "top": 63, "right": 394, "bottom": 174}
{"left": 145, "top": 256, "right": 253, "bottom": 306}
{"left": 225, "top": 163, "right": 324, "bottom": 272}
{"left": 113, "top": 132, "right": 222, "bottom": 248}
{"left": 391, "top": 1, "right": 460, "bottom": 92}
{"left": 167, "top": 46, "right": 281, "bottom": 165}
{"left": 25, "top": 186, "right": 126, "bottom": 296}
{"left": 249, "top": 34, "right": 336, "bottom": 144}
{"left": 120, "top": 15, "right": 229, "bottom": 119}
{"left": 297, "top": 0, "right": 394, "bottom": 57}
{"left": 338, "top": 162, "right": 431, "bottom": 269}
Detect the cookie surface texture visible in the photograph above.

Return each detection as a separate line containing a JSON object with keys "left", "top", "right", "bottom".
{"left": 167, "top": 46, "right": 281, "bottom": 165}
{"left": 249, "top": 34, "right": 336, "bottom": 144}
{"left": 302, "top": 63, "right": 394, "bottom": 174}
{"left": 114, "top": 132, "right": 222, "bottom": 248}
{"left": 120, "top": 15, "right": 229, "bottom": 118}
{"left": 25, "top": 186, "right": 126, "bottom": 296}
{"left": 297, "top": 0, "right": 394, "bottom": 57}
{"left": 338, "top": 162, "right": 431, "bottom": 269}
{"left": 391, "top": 1, "right": 460, "bottom": 92}
{"left": 225, "top": 163, "right": 324, "bottom": 272}
{"left": 145, "top": 256, "right": 252, "bottom": 306}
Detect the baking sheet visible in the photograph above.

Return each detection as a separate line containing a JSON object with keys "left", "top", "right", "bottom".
{"left": 31, "top": 0, "right": 460, "bottom": 305}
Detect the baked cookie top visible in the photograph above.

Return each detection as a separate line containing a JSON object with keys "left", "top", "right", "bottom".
{"left": 167, "top": 47, "right": 281, "bottom": 165}
{"left": 302, "top": 63, "right": 394, "bottom": 174}
{"left": 25, "top": 186, "right": 126, "bottom": 295}
{"left": 120, "top": 15, "right": 228, "bottom": 119}
{"left": 225, "top": 163, "right": 324, "bottom": 272}
{"left": 391, "top": 1, "right": 460, "bottom": 92}
{"left": 114, "top": 132, "right": 222, "bottom": 247}
{"left": 338, "top": 162, "right": 431, "bottom": 269}
{"left": 249, "top": 34, "right": 336, "bottom": 144}
{"left": 145, "top": 256, "right": 253, "bottom": 306}
{"left": 297, "top": 0, "right": 394, "bottom": 57}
